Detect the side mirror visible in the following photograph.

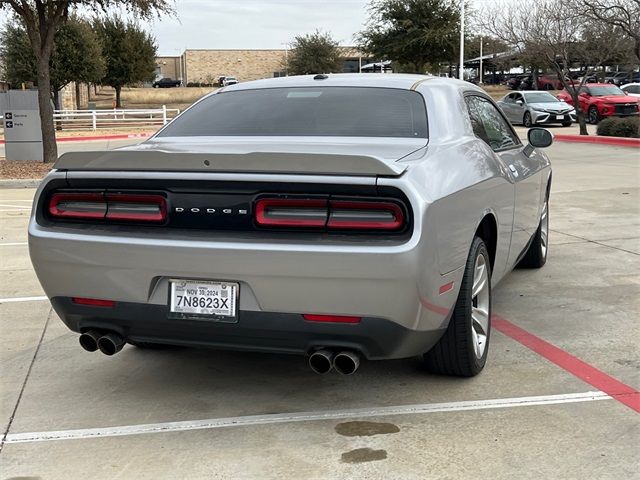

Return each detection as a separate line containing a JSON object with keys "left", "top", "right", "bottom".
{"left": 528, "top": 128, "right": 554, "bottom": 148}
{"left": 516, "top": 100, "right": 523, "bottom": 105}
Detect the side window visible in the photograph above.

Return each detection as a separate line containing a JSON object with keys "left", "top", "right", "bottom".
{"left": 466, "top": 96, "right": 520, "bottom": 152}
{"left": 513, "top": 93, "right": 523, "bottom": 103}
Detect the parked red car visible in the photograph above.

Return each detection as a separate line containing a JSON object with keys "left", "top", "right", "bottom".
{"left": 556, "top": 83, "right": 640, "bottom": 123}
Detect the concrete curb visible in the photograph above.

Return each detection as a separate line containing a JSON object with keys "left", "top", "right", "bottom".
{"left": 0, "top": 132, "right": 153, "bottom": 145}
{"left": 0, "top": 179, "right": 42, "bottom": 189}
{"left": 554, "top": 134, "right": 640, "bottom": 148}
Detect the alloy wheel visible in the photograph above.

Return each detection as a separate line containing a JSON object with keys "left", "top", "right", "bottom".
{"left": 540, "top": 199, "right": 549, "bottom": 259}
{"left": 471, "top": 253, "right": 490, "bottom": 359}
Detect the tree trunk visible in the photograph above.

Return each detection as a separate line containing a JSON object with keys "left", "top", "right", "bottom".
{"left": 115, "top": 86, "right": 122, "bottom": 108}
{"left": 36, "top": 59, "right": 58, "bottom": 163}
{"left": 75, "top": 82, "right": 81, "bottom": 110}
{"left": 87, "top": 84, "right": 91, "bottom": 101}
{"left": 570, "top": 91, "right": 589, "bottom": 136}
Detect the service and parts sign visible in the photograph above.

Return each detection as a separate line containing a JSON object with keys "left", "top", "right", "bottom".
{"left": 3, "top": 110, "right": 43, "bottom": 142}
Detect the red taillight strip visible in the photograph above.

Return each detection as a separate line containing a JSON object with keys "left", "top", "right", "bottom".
{"left": 105, "top": 194, "right": 167, "bottom": 223}
{"left": 255, "top": 198, "right": 328, "bottom": 227}
{"left": 72, "top": 297, "right": 115, "bottom": 307}
{"left": 48, "top": 192, "right": 167, "bottom": 223}
{"left": 48, "top": 192, "right": 106, "bottom": 219}
{"left": 327, "top": 201, "right": 404, "bottom": 230}
{"left": 303, "top": 314, "right": 362, "bottom": 324}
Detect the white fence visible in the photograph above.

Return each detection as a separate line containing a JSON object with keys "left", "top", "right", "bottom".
{"left": 52, "top": 105, "right": 180, "bottom": 131}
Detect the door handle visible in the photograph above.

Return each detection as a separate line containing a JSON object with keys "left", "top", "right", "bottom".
{"left": 509, "top": 164, "right": 519, "bottom": 177}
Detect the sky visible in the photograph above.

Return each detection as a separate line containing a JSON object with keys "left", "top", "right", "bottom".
{"left": 150, "top": 0, "right": 372, "bottom": 56}
{"left": 0, "top": 0, "right": 502, "bottom": 56}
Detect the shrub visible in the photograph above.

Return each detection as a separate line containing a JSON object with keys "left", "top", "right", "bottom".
{"left": 596, "top": 116, "right": 640, "bottom": 138}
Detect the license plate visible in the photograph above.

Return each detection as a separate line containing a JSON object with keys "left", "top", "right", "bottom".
{"left": 556, "top": 115, "right": 564, "bottom": 119}
{"left": 170, "top": 279, "right": 238, "bottom": 319}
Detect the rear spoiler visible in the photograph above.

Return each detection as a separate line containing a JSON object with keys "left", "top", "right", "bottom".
{"left": 54, "top": 150, "right": 407, "bottom": 177}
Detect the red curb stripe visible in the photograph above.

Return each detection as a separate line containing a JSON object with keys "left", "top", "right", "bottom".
{"left": 0, "top": 132, "right": 153, "bottom": 145}
{"left": 493, "top": 315, "right": 640, "bottom": 413}
{"left": 554, "top": 134, "right": 640, "bottom": 148}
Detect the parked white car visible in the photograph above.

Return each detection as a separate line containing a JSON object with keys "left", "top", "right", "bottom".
{"left": 621, "top": 83, "right": 640, "bottom": 98}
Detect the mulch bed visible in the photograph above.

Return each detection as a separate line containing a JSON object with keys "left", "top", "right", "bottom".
{"left": 0, "top": 160, "right": 52, "bottom": 180}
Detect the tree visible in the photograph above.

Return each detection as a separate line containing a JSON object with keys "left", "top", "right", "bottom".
{"left": 357, "top": 0, "right": 460, "bottom": 74}
{"left": 0, "top": 0, "right": 173, "bottom": 163}
{"left": 0, "top": 17, "right": 105, "bottom": 109}
{"left": 285, "top": 30, "right": 342, "bottom": 75}
{"left": 94, "top": 17, "right": 156, "bottom": 107}
{"left": 581, "top": 0, "right": 640, "bottom": 62}
{"left": 482, "top": 0, "right": 626, "bottom": 135}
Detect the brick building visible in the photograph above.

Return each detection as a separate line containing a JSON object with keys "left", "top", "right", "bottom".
{"left": 158, "top": 47, "right": 373, "bottom": 85}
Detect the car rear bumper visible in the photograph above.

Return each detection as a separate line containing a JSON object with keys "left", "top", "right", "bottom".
{"left": 29, "top": 220, "right": 461, "bottom": 359}
{"left": 51, "top": 297, "right": 446, "bottom": 360}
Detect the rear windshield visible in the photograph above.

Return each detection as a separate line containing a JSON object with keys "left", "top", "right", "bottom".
{"left": 157, "top": 87, "right": 428, "bottom": 138}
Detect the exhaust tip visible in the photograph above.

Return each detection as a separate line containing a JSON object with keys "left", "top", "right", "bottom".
{"left": 97, "top": 332, "right": 125, "bottom": 356}
{"left": 333, "top": 351, "right": 360, "bottom": 375}
{"left": 79, "top": 330, "right": 101, "bottom": 352}
{"left": 309, "top": 349, "right": 335, "bottom": 374}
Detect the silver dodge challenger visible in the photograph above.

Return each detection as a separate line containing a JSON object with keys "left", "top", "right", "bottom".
{"left": 29, "top": 74, "right": 553, "bottom": 377}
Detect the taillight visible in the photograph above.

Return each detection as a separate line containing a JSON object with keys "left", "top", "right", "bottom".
{"left": 254, "top": 197, "right": 406, "bottom": 231}
{"left": 255, "top": 198, "right": 327, "bottom": 227}
{"left": 105, "top": 194, "right": 167, "bottom": 223}
{"left": 327, "top": 200, "right": 404, "bottom": 230}
{"left": 49, "top": 192, "right": 106, "bottom": 219}
{"left": 48, "top": 191, "right": 166, "bottom": 223}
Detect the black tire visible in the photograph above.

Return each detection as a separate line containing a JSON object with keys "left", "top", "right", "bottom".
{"left": 588, "top": 106, "right": 600, "bottom": 124}
{"left": 518, "top": 195, "right": 549, "bottom": 269}
{"left": 523, "top": 112, "right": 533, "bottom": 127}
{"left": 423, "top": 237, "right": 492, "bottom": 377}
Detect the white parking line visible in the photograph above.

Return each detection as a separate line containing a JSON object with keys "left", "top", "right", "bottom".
{"left": 0, "top": 296, "right": 47, "bottom": 304}
{"left": 0, "top": 204, "right": 32, "bottom": 209}
{"left": 0, "top": 208, "right": 31, "bottom": 212}
{"left": 3, "top": 391, "right": 609, "bottom": 444}
{"left": 0, "top": 242, "right": 28, "bottom": 246}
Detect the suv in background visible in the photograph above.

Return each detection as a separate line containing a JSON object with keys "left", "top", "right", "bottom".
{"left": 557, "top": 83, "right": 640, "bottom": 123}
{"left": 152, "top": 77, "right": 182, "bottom": 88}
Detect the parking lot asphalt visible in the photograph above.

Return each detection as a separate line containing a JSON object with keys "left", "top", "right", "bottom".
{"left": 0, "top": 141, "right": 638, "bottom": 479}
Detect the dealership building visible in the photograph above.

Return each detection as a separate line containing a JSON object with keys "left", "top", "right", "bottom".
{"left": 155, "top": 47, "right": 372, "bottom": 84}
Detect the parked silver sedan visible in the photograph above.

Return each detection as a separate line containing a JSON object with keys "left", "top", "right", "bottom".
{"left": 498, "top": 91, "right": 576, "bottom": 127}
{"left": 29, "top": 74, "right": 553, "bottom": 377}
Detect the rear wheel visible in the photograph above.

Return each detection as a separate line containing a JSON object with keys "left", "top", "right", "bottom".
{"left": 423, "top": 237, "right": 491, "bottom": 377}
{"left": 518, "top": 195, "right": 549, "bottom": 268}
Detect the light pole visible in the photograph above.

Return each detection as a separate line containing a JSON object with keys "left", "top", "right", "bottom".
{"left": 479, "top": 36, "right": 483, "bottom": 84}
{"left": 281, "top": 42, "right": 289, "bottom": 76}
{"left": 459, "top": 0, "right": 465, "bottom": 80}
